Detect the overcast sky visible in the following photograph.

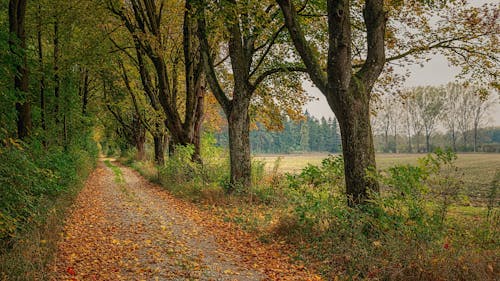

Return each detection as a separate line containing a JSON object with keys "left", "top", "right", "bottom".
{"left": 304, "top": 1, "right": 500, "bottom": 127}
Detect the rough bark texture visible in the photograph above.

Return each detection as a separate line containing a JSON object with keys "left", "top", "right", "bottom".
{"left": 9, "top": 0, "right": 31, "bottom": 139}
{"left": 227, "top": 98, "right": 252, "bottom": 190}
{"left": 278, "top": 0, "right": 386, "bottom": 205}
{"left": 337, "top": 92, "right": 378, "bottom": 204}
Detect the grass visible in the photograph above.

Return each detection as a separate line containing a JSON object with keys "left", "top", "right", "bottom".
{"left": 255, "top": 153, "right": 500, "bottom": 206}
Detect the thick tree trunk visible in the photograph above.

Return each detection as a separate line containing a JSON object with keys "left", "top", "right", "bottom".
{"left": 153, "top": 133, "right": 165, "bottom": 166}
{"left": 191, "top": 85, "right": 205, "bottom": 163}
{"left": 337, "top": 96, "right": 379, "bottom": 206}
{"left": 136, "top": 139, "right": 145, "bottom": 161}
{"left": 133, "top": 116, "right": 146, "bottom": 161}
{"left": 227, "top": 102, "right": 251, "bottom": 191}
{"left": 9, "top": 0, "right": 31, "bottom": 139}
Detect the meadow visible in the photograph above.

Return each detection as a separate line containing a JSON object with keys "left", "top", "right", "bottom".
{"left": 256, "top": 153, "right": 500, "bottom": 206}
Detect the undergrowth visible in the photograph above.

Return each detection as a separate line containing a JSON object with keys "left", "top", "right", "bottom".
{"left": 123, "top": 138, "right": 498, "bottom": 281}
{"left": 0, "top": 135, "right": 98, "bottom": 280}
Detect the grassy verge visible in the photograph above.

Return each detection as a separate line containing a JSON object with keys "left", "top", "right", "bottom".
{"left": 0, "top": 143, "right": 97, "bottom": 280}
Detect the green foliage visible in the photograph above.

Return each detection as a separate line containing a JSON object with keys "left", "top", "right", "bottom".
{"left": 285, "top": 155, "right": 344, "bottom": 189}
{"left": 262, "top": 150, "right": 499, "bottom": 279}
{"left": 0, "top": 135, "right": 97, "bottom": 241}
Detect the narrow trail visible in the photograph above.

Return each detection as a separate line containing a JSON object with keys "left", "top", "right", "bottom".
{"left": 51, "top": 160, "right": 321, "bottom": 281}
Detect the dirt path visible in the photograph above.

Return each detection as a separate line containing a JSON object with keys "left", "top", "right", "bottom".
{"left": 51, "top": 160, "right": 321, "bottom": 280}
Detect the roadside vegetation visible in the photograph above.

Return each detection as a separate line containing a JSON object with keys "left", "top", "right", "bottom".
{"left": 0, "top": 135, "right": 97, "bottom": 280}
{"left": 123, "top": 137, "right": 499, "bottom": 280}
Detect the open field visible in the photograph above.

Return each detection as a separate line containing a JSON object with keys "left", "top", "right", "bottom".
{"left": 255, "top": 153, "right": 500, "bottom": 205}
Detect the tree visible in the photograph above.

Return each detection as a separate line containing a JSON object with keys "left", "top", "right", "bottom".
{"left": 412, "top": 86, "right": 445, "bottom": 153}
{"left": 278, "top": 0, "right": 386, "bottom": 204}
{"left": 108, "top": 0, "right": 206, "bottom": 162}
{"left": 277, "top": 0, "right": 498, "bottom": 204}
{"left": 442, "top": 83, "right": 463, "bottom": 152}
{"left": 9, "top": 0, "right": 31, "bottom": 139}
{"left": 299, "top": 118, "right": 310, "bottom": 152}
{"left": 197, "top": 0, "right": 307, "bottom": 189}
{"left": 470, "top": 87, "right": 496, "bottom": 152}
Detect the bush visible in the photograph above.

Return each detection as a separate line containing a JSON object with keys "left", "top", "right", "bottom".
{"left": 0, "top": 136, "right": 97, "bottom": 241}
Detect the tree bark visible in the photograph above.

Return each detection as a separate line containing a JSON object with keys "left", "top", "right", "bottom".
{"left": 191, "top": 84, "right": 205, "bottom": 163}
{"left": 153, "top": 133, "right": 165, "bottom": 166}
{"left": 9, "top": 0, "right": 31, "bottom": 139}
{"left": 337, "top": 89, "right": 379, "bottom": 205}
{"left": 133, "top": 117, "right": 146, "bottom": 161}
{"left": 227, "top": 100, "right": 252, "bottom": 190}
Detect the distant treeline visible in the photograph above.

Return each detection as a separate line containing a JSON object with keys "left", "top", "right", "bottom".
{"left": 215, "top": 118, "right": 500, "bottom": 154}
{"left": 215, "top": 112, "right": 342, "bottom": 154}
{"left": 373, "top": 126, "right": 500, "bottom": 153}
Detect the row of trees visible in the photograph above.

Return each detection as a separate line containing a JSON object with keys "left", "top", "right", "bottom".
{"left": 1, "top": 0, "right": 106, "bottom": 146}
{"left": 3, "top": 0, "right": 498, "bottom": 205}
{"left": 372, "top": 83, "right": 497, "bottom": 153}
{"left": 216, "top": 113, "right": 341, "bottom": 154}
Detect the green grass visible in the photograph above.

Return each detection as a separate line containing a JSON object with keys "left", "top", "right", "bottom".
{"left": 255, "top": 153, "right": 500, "bottom": 206}
{"left": 104, "top": 160, "right": 125, "bottom": 184}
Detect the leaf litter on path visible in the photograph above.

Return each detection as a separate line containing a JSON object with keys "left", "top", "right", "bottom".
{"left": 51, "top": 160, "right": 322, "bottom": 280}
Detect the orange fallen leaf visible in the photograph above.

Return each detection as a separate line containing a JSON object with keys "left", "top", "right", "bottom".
{"left": 66, "top": 266, "right": 76, "bottom": 275}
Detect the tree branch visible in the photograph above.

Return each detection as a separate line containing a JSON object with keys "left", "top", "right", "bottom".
{"left": 277, "top": 0, "right": 327, "bottom": 93}
{"left": 251, "top": 66, "right": 307, "bottom": 89}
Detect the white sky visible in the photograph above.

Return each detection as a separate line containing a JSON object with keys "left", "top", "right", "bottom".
{"left": 304, "top": 1, "right": 500, "bottom": 127}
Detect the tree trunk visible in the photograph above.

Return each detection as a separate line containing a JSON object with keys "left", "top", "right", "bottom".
{"left": 426, "top": 133, "right": 430, "bottom": 153}
{"left": 82, "top": 69, "right": 89, "bottom": 115}
{"left": 53, "top": 18, "right": 61, "bottom": 132}
{"left": 37, "top": 2, "right": 46, "bottom": 133}
{"left": 9, "top": 0, "right": 31, "bottom": 139}
{"left": 227, "top": 101, "right": 251, "bottom": 191}
{"left": 133, "top": 116, "right": 146, "bottom": 161}
{"left": 136, "top": 139, "right": 145, "bottom": 161}
{"left": 153, "top": 133, "right": 165, "bottom": 166}
{"left": 473, "top": 125, "right": 478, "bottom": 152}
{"left": 191, "top": 84, "right": 205, "bottom": 163}
{"left": 337, "top": 95, "right": 379, "bottom": 206}
{"left": 451, "top": 130, "right": 457, "bottom": 152}
{"left": 462, "top": 132, "right": 467, "bottom": 151}
{"left": 384, "top": 130, "right": 389, "bottom": 153}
